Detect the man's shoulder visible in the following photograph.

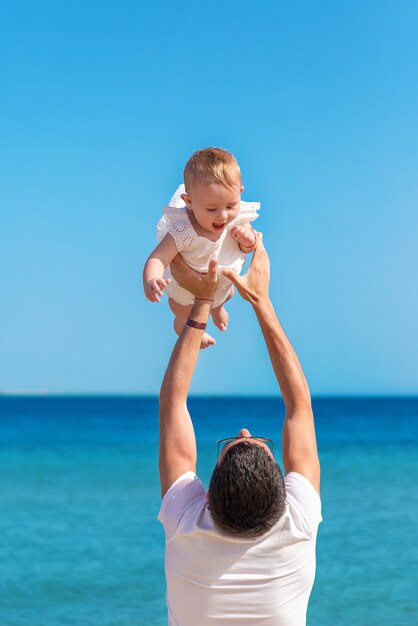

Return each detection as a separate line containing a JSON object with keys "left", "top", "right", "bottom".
{"left": 284, "top": 472, "right": 323, "bottom": 531}
{"left": 158, "top": 472, "right": 207, "bottom": 538}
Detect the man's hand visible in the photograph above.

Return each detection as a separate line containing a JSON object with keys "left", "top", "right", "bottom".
{"left": 222, "top": 232, "right": 269, "bottom": 305}
{"left": 171, "top": 254, "right": 218, "bottom": 301}
{"left": 231, "top": 224, "right": 258, "bottom": 251}
{"left": 145, "top": 277, "right": 171, "bottom": 303}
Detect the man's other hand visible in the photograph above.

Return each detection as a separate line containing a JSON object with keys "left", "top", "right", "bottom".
{"left": 222, "top": 233, "right": 270, "bottom": 305}
{"left": 171, "top": 255, "right": 218, "bottom": 301}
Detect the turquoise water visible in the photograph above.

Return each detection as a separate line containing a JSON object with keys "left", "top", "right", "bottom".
{"left": 1, "top": 397, "right": 418, "bottom": 625}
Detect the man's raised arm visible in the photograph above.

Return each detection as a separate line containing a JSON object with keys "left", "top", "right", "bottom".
{"left": 223, "top": 235, "right": 320, "bottom": 493}
{"left": 158, "top": 259, "right": 218, "bottom": 498}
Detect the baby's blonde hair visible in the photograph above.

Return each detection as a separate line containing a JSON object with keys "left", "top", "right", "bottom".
{"left": 184, "top": 147, "right": 242, "bottom": 193}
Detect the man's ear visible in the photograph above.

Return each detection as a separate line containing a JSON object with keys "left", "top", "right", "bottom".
{"left": 180, "top": 193, "right": 192, "bottom": 209}
{"left": 240, "top": 185, "right": 244, "bottom": 193}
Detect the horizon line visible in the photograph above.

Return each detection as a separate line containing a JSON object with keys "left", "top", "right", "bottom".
{"left": 1, "top": 392, "right": 417, "bottom": 400}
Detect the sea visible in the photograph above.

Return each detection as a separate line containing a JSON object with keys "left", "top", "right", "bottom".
{"left": 1, "top": 396, "right": 418, "bottom": 626}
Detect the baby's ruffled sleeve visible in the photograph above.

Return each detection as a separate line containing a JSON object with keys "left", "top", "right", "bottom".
{"left": 163, "top": 206, "right": 196, "bottom": 252}
{"left": 233, "top": 200, "right": 261, "bottom": 226}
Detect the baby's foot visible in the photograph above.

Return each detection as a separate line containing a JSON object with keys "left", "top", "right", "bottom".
{"left": 211, "top": 305, "right": 229, "bottom": 332}
{"left": 200, "top": 332, "right": 216, "bottom": 349}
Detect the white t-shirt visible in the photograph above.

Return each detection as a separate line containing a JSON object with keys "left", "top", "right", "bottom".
{"left": 158, "top": 471, "right": 322, "bottom": 626}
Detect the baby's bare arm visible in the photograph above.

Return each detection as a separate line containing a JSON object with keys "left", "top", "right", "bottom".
{"left": 143, "top": 234, "right": 178, "bottom": 302}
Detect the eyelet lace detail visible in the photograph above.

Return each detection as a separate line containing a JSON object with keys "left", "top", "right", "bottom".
{"left": 166, "top": 216, "right": 195, "bottom": 251}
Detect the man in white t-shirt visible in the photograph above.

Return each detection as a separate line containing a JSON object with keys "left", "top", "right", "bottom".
{"left": 158, "top": 234, "right": 321, "bottom": 626}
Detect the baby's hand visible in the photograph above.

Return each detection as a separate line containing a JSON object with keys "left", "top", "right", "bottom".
{"left": 230, "top": 224, "right": 258, "bottom": 251}
{"left": 145, "top": 277, "right": 171, "bottom": 303}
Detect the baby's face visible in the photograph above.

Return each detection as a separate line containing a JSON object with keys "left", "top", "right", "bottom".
{"left": 182, "top": 181, "right": 243, "bottom": 236}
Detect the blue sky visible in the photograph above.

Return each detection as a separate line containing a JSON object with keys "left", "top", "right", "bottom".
{"left": 1, "top": 1, "right": 417, "bottom": 395}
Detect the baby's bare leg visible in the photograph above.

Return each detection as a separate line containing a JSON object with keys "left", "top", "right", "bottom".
{"left": 211, "top": 287, "right": 234, "bottom": 332}
{"left": 168, "top": 298, "right": 216, "bottom": 349}
{"left": 168, "top": 298, "right": 191, "bottom": 335}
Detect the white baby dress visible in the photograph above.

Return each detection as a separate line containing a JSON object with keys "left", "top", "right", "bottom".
{"left": 156, "top": 184, "right": 260, "bottom": 308}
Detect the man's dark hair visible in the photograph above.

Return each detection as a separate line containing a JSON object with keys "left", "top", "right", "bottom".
{"left": 207, "top": 441, "right": 286, "bottom": 538}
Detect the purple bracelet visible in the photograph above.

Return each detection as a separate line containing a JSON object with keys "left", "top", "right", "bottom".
{"left": 186, "top": 318, "right": 207, "bottom": 331}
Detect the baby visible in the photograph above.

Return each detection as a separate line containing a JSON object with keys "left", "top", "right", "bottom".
{"left": 143, "top": 147, "right": 260, "bottom": 348}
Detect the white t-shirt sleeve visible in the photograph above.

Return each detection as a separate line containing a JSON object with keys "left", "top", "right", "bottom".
{"left": 285, "top": 472, "right": 323, "bottom": 532}
{"left": 157, "top": 471, "right": 206, "bottom": 539}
